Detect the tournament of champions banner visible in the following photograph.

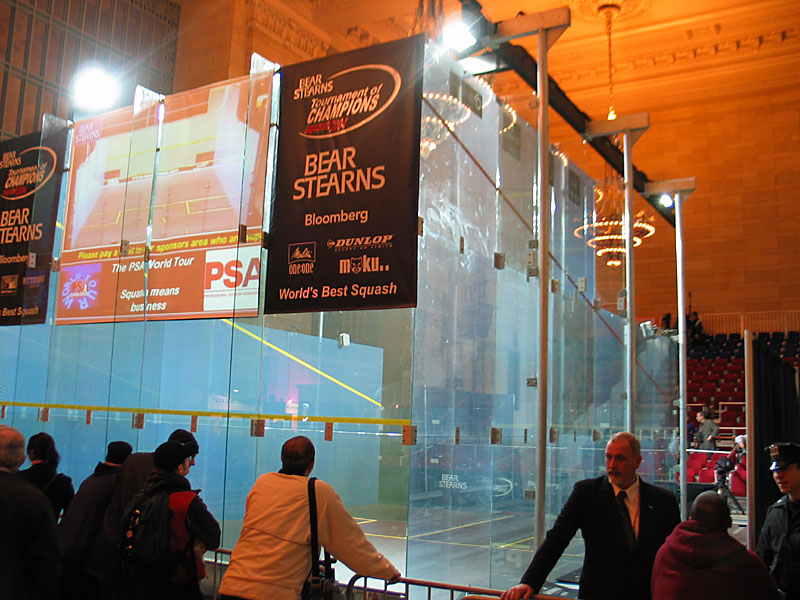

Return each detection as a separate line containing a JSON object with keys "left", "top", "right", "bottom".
{"left": 0, "top": 129, "right": 68, "bottom": 325}
{"left": 265, "top": 35, "right": 424, "bottom": 313}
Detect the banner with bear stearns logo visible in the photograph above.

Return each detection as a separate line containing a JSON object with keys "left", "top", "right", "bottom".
{"left": 265, "top": 35, "right": 424, "bottom": 313}
{"left": 0, "top": 129, "right": 68, "bottom": 326}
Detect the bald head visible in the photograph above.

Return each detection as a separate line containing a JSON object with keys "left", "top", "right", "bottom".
{"left": 0, "top": 425, "right": 26, "bottom": 471}
{"left": 690, "top": 491, "right": 731, "bottom": 531}
{"left": 281, "top": 436, "right": 315, "bottom": 476}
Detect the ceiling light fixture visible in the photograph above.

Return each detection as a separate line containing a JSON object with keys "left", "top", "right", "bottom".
{"left": 599, "top": 3, "right": 620, "bottom": 121}
{"left": 659, "top": 193, "right": 674, "bottom": 208}
{"left": 574, "top": 164, "right": 656, "bottom": 267}
{"left": 573, "top": 3, "right": 657, "bottom": 267}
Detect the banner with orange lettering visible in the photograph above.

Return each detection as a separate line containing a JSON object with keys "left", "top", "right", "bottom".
{"left": 0, "top": 128, "right": 68, "bottom": 325}
{"left": 55, "top": 73, "right": 273, "bottom": 324}
{"left": 265, "top": 35, "right": 423, "bottom": 313}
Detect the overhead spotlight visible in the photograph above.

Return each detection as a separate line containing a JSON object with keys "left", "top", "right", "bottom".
{"left": 443, "top": 20, "right": 477, "bottom": 52}
{"left": 658, "top": 193, "right": 674, "bottom": 208}
{"left": 72, "top": 66, "right": 120, "bottom": 114}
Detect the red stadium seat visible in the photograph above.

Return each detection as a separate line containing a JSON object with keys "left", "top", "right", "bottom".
{"left": 688, "top": 452, "right": 707, "bottom": 468}
{"left": 698, "top": 468, "right": 715, "bottom": 483}
{"left": 730, "top": 465, "right": 747, "bottom": 497}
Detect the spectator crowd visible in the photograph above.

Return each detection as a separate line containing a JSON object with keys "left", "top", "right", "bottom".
{"left": 2, "top": 425, "right": 799, "bottom": 600}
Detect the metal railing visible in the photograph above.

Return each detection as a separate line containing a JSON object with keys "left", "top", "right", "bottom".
{"left": 202, "top": 552, "right": 569, "bottom": 600}
{"left": 346, "top": 575, "right": 567, "bottom": 600}
{"left": 703, "top": 310, "right": 800, "bottom": 336}
{"left": 204, "top": 547, "right": 231, "bottom": 599}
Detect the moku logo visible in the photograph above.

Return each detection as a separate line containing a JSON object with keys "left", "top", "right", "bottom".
{"left": 339, "top": 255, "right": 387, "bottom": 274}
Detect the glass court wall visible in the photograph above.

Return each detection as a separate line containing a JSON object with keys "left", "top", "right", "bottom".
{"left": 0, "top": 42, "right": 678, "bottom": 593}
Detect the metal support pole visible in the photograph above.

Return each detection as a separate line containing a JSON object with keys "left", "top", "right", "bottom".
{"left": 464, "top": 0, "right": 569, "bottom": 553}
{"left": 623, "top": 132, "right": 635, "bottom": 432}
{"left": 744, "top": 329, "right": 755, "bottom": 549}
{"left": 584, "top": 114, "right": 648, "bottom": 433}
{"left": 535, "top": 28, "right": 550, "bottom": 551}
{"left": 643, "top": 177, "right": 695, "bottom": 519}
{"left": 675, "top": 191, "right": 688, "bottom": 519}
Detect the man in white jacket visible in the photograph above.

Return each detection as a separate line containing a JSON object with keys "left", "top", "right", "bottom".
{"left": 219, "top": 435, "right": 400, "bottom": 600}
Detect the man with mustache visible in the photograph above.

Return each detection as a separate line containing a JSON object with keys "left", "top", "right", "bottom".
{"left": 501, "top": 431, "right": 679, "bottom": 600}
{"left": 757, "top": 442, "right": 800, "bottom": 599}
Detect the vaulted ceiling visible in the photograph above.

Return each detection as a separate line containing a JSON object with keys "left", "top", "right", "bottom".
{"left": 241, "top": 0, "right": 800, "bottom": 184}
{"left": 178, "top": 0, "right": 800, "bottom": 315}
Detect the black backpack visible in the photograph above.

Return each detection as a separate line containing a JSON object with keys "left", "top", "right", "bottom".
{"left": 120, "top": 490, "right": 176, "bottom": 581}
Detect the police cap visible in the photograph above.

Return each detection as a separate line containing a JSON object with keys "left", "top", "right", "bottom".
{"left": 768, "top": 442, "right": 800, "bottom": 471}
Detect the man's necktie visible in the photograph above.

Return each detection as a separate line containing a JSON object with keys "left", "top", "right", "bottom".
{"left": 617, "top": 490, "right": 636, "bottom": 550}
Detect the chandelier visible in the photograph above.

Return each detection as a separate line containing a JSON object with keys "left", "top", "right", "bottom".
{"left": 412, "top": 1, "right": 516, "bottom": 157}
{"left": 420, "top": 92, "right": 472, "bottom": 158}
{"left": 573, "top": 3, "right": 655, "bottom": 267}
{"left": 574, "top": 162, "right": 656, "bottom": 267}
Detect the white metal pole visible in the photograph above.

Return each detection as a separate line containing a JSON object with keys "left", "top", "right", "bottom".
{"left": 744, "top": 329, "right": 755, "bottom": 549}
{"left": 535, "top": 29, "right": 550, "bottom": 551}
{"left": 675, "top": 191, "right": 688, "bottom": 519}
{"left": 623, "top": 131, "right": 635, "bottom": 432}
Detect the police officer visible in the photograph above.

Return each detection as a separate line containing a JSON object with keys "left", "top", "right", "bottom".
{"left": 757, "top": 442, "right": 800, "bottom": 599}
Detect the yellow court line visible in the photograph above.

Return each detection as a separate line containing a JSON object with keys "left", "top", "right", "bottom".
{"left": 360, "top": 535, "right": 542, "bottom": 549}
{"left": 407, "top": 538, "right": 497, "bottom": 550}
{"left": 223, "top": 318, "right": 382, "bottom": 408}
{"left": 1, "top": 401, "right": 409, "bottom": 426}
{"left": 409, "top": 514, "right": 515, "bottom": 539}
{"left": 365, "top": 533, "right": 407, "bottom": 540}
{"left": 498, "top": 535, "right": 536, "bottom": 548}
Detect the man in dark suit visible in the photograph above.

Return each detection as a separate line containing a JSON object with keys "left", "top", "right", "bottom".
{"left": 501, "top": 431, "right": 680, "bottom": 600}
{"left": 0, "top": 425, "right": 60, "bottom": 600}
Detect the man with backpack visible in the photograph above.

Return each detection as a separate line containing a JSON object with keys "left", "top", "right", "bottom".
{"left": 90, "top": 428, "right": 201, "bottom": 598}
{"left": 119, "top": 440, "right": 220, "bottom": 600}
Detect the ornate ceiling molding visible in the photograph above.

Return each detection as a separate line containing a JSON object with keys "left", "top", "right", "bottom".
{"left": 567, "top": 0, "right": 655, "bottom": 23}
{"left": 248, "top": 0, "right": 331, "bottom": 58}
{"left": 551, "top": 24, "right": 799, "bottom": 85}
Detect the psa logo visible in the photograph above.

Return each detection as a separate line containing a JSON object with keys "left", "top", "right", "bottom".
{"left": 339, "top": 255, "right": 388, "bottom": 274}
{"left": 205, "top": 251, "right": 259, "bottom": 290}
{"left": 61, "top": 273, "right": 99, "bottom": 310}
{"left": 288, "top": 242, "right": 315, "bottom": 275}
{"left": 326, "top": 234, "right": 393, "bottom": 252}
{"left": 204, "top": 247, "right": 260, "bottom": 311}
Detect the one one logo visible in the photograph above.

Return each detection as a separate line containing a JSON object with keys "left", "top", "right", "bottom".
{"left": 288, "top": 242, "right": 316, "bottom": 275}
{"left": 327, "top": 234, "right": 393, "bottom": 252}
{"left": 339, "top": 255, "right": 387, "bottom": 274}
{"left": 300, "top": 64, "right": 402, "bottom": 139}
{"left": 1, "top": 146, "right": 58, "bottom": 201}
{"left": 1, "top": 274, "right": 18, "bottom": 295}
{"left": 60, "top": 273, "right": 99, "bottom": 310}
